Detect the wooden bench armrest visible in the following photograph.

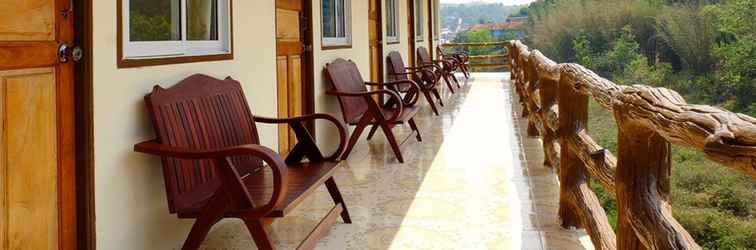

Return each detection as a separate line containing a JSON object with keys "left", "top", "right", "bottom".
{"left": 254, "top": 114, "right": 348, "bottom": 161}
{"left": 326, "top": 89, "right": 404, "bottom": 123}
{"left": 134, "top": 141, "right": 289, "bottom": 216}
{"left": 365, "top": 80, "right": 421, "bottom": 106}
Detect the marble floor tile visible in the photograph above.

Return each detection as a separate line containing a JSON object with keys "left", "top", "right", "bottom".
{"left": 200, "top": 73, "right": 594, "bottom": 250}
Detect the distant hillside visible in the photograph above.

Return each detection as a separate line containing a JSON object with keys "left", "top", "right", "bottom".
{"left": 441, "top": 2, "right": 526, "bottom": 31}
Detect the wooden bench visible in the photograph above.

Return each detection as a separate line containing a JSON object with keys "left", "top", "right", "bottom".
{"left": 325, "top": 59, "right": 423, "bottom": 163}
{"left": 134, "top": 74, "right": 351, "bottom": 250}
{"left": 387, "top": 50, "right": 445, "bottom": 115}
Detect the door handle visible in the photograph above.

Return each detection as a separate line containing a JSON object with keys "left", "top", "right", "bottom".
{"left": 59, "top": 43, "right": 84, "bottom": 63}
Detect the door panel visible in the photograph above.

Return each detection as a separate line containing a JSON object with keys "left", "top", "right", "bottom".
{"left": 0, "top": 0, "right": 55, "bottom": 41}
{"left": 0, "top": 0, "right": 76, "bottom": 249}
{"left": 276, "top": 0, "right": 307, "bottom": 155}
{"left": 1, "top": 68, "right": 59, "bottom": 250}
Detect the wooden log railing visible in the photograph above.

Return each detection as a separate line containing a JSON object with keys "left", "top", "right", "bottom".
{"left": 507, "top": 40, "right": 756, "bottom": 250}
{"left": 440, "top": 41, "right": 510, "bottom": 71}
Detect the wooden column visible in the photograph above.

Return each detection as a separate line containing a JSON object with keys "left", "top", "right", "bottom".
{"left": 558, "top": 74, "right": 617, "bottom": 250}
{"left": 614, "top": 107, "right": 700, "bottom": 250}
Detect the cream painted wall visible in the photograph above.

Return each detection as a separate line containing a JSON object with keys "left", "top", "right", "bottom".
{"left": 311, "top": 0, "right": 372, "bottom": 151}
{"left": 92, "top": 1, "right": 279, "bottom": 249}
{"left": 383, "top": 0, "right": 411, "bottom": 81}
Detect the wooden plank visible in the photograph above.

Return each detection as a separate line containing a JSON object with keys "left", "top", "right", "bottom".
{"left": 276, "top": 57, "right": 290, "bottom": 154}
{"left": 1, "top": 68, "right": 59, "bottom": 250}
{"left": 276, "top": 9, "right": 301, "bottom": 42}
{"left": 288, "top": 55, "right": 302, "bottom": 148}
{"left": 0, "top": 0, "right": 55, "bottom": 41}
{"left": 468, "top": 63, "right": 510, "bottom": 69}
{"left": 441, "top": 41, "right": 508, "bottom": 48}
{"left": 276, "top": 0, "right": 303, "bottom": 11}
{"left": 0, "top": 42, "right": 58, "bottom": 70}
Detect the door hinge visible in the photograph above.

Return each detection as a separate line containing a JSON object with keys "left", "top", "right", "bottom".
{"left": 61, "top": 0, "right": 74, "bottom": 19}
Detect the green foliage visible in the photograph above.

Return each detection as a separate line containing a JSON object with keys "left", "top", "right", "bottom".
{"left": 455, "top": 28, "right": 494, "bottom": 43}
{"left": 441, "top": 3, "right": 525, "bottom": 29}
{"left": 657, "top": 5, "right": 718, "bottom": 72}
{"left": 709, "top": 0, "right": 756, "bottom": 114}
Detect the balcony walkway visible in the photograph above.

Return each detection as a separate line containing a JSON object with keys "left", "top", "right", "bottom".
{"left": 201, "top": 73, "right": 594, "bottom": 249}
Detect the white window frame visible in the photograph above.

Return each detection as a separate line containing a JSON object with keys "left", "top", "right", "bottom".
{"left": 385, "top": 0, "right": 399, "bottom": 43}
{"left": 321, "top": 0, "right": 352, "bottom": 47}
{"left": 122, "top": 0, "right": 232, "bottom": 59}
{"left": 414, "top": 0, "right": 424, "bottom": 42}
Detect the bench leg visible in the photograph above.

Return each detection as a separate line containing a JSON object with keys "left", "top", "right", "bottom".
{"left": 433, "top": 89, "right": 444, "bottom": 107}
{"left": 408, "top": 118, "right": 422, "bottom": 142}
{"left": 182, "top": 195, "right": 227, "bottom": 250}
{"left": 442, "top": 74, "right": 456, "bottom": 94}
{"left": 366, "top": 124, "right": 380, "bottom": 140}
{"left": 422, "top": 90, "right": 440, "bottom": 116}
{"left": 380, "top": 123, "right": 405, "bottom": 163}
{"left": 461, "top": 64, "right": 471, "bottom": 79}
{"left": 452, "top": 74, "right": 461, "bottom": 88}
{"left": 244, "top": 218, "right": 275, "bottom": 250}
{"left": 325, "top": 177, "right": 352, "bottom": 224}
{"left": 342, "top": 121, "right": 369, "bottom": 160}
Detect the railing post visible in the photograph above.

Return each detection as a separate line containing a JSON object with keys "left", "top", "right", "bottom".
{"left": 538, "top": 76, "right": 559, "bottom": 169}
{"left": 524, "top": 56, "right": 540, "bottom": 137}
{"left": 614, "top": 105, "right": 700, "bottom": 250}
{"left": 558, "top": 73, "right": 617, "bottom": 250}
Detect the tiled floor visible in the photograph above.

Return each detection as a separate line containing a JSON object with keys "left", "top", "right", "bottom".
{"left": 201, "top": 73, "right": 594, "bottom": 249}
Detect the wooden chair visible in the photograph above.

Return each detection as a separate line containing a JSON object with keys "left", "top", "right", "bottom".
{"left": 437, "top": 46, "right": 471, "bottom": 80}
{"left": 325, "top": 59, "right": 423, "bottom": 163}
{"left": 416, "top": 46, "right": 459, "bottom": 97}
{"left": 387, "top": 51, "right": 445, "bottom": 115}
{"left": 133, "top": 74, "right": 351, "bottom": 250}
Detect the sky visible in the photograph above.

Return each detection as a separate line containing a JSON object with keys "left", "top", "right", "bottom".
{"left": 441, "top": 0, "right": 536, "bottom": 5}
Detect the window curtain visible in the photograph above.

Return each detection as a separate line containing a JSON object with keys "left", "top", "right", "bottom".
{"left": 187, "top": 0, "right": 218, "bottom": 40}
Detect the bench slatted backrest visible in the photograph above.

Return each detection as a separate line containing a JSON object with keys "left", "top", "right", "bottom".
{"left": 325, "top": 59, "right": 371, "bottom": 124}
{"left": 386, "top": 51, "right": 414, "bottom": 92}
{"left": 417, "top": 46, "right": 432, "bottom": 65}
{"left": 145, "top": 74, "right": 262, "bottom": 213}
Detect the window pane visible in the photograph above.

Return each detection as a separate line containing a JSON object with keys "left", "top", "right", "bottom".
{"left": 337, "top": 0, "right": 345, "bottom": 37}
{"left": 323, "top": 0, "right": 334, "bottom": 37}
{"left": 187, "top": 0, "right": 219, "bottom": 41}
{"left": 129, "top": 0, "right": 181, "bottom": 41}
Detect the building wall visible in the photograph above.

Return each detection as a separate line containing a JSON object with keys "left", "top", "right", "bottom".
{"left": 91, "top": 1, "right": 279, "bottom": 249}
{"left": 311, "top": 0, "right": 371, "bottom": 152}
{"left": 91, "top": 0, "right": 437, "bottom": 249}
{"left": 383, "top": 0, "right": 411, "bottom": 81}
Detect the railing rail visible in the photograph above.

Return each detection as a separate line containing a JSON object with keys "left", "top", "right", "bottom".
{"left": 440, "top": 42, "right": 510, "bottom": 71}
{"left": 507, "top": 40, "right": 756, "bottom": 250}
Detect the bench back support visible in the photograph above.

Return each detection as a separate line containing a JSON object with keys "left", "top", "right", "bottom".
{"left": 145, "top": 74, "right": 262, "bottom": 213}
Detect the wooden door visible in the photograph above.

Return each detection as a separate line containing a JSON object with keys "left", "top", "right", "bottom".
{"left": 276, "top": 0, "right": 308, "bottom": 155}
{"left": 368, "top": 0, "right": 383, "bottom": 100}
{"left": 0, "top": 0, "right": 77, "bottom": 249}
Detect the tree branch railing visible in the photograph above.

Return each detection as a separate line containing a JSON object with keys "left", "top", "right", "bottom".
{"left": 507, "top": 40, "right": 756, "bottom": 250}
{"left": 440, "top": 41, "right": 510, "bottom": 71}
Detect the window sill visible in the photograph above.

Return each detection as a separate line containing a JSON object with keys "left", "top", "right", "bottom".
{"left": 117, "top": 53, "right": 234, "bottom": 68}
{"left": 321, "top": 44, "right": 353, "bottom": 50}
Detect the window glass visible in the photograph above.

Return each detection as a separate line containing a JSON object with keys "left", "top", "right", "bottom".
{"left": 129, "top": 0, "right": 181, "bottom": 41}
{"left": 187, "top": 0, "right": 219, "bottom": 41}
{"left": 386, "top": 0, "right": 397, "bottom": 39}
{"left": 415, "top": 0, "right": 423, "bottom": 41}
{"left": 322, "top": 0, "right": 350, "bottom": 46}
